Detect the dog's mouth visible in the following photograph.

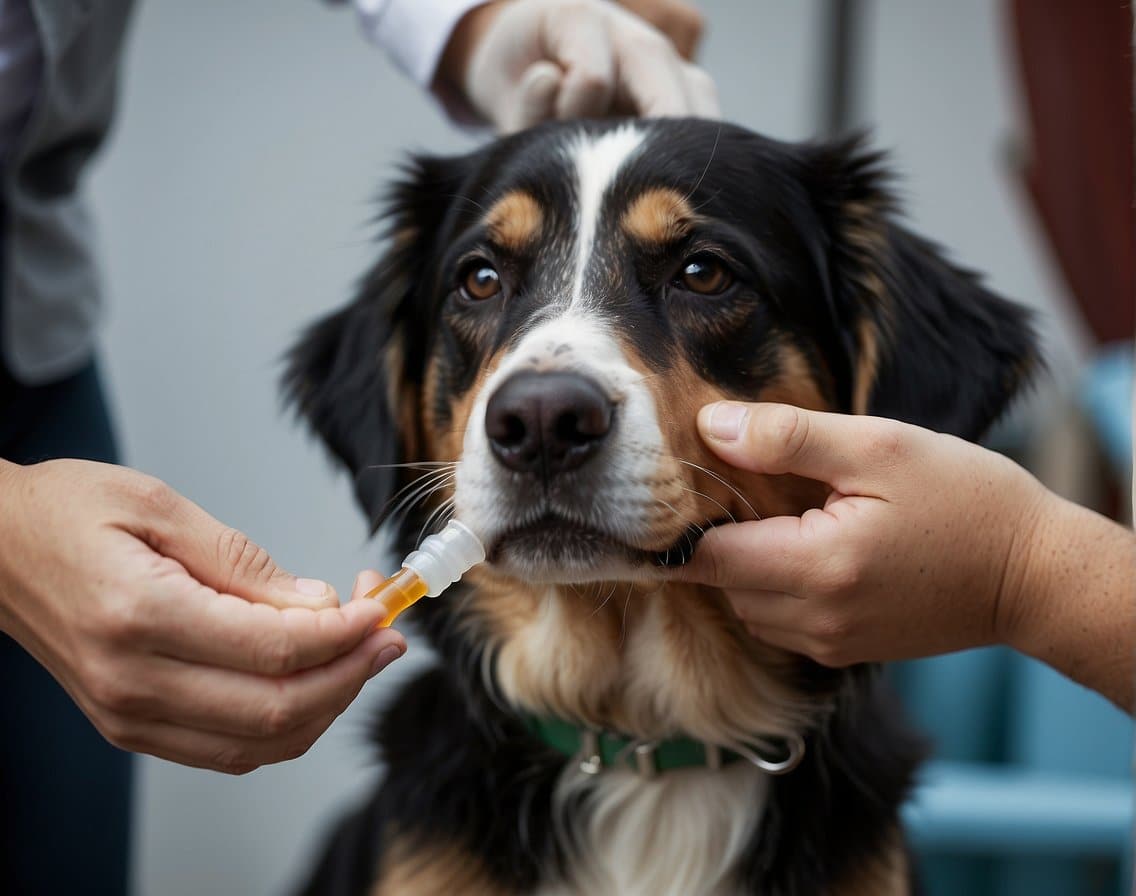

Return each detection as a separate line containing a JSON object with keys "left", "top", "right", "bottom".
{"left": 484, "top": 514, "right": 720, "bottom": 575}
{"left": 652, "top": 522, "right": 712, "bottom": 568}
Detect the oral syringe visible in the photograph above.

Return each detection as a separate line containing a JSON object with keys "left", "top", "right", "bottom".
{"left": 364, "top": 520, "right": 485, "bottom": 628}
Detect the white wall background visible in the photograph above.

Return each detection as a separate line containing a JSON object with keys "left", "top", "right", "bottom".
{"left": 84, "top": 2, "right": 1082, "bottom": 893}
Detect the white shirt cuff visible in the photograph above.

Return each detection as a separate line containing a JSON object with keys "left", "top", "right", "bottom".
{"left": 353, "top": 0, "right": 485, "bottom": 88}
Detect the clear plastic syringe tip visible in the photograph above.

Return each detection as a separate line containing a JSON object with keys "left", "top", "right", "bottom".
{"left": 401, "top": 520, "right": 485, "bottom": 597}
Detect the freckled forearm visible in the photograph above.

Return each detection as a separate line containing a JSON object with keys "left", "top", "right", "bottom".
{"left": 0, "top": 460, "right": 25, "bottom": 624}
{"left": 1009, "top": 495, "right": 1136, "bottom": 713}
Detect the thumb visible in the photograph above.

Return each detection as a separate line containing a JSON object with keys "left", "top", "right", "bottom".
{"left": 136, "top": 489, "right": 338, "bottom": 610}
{"left": 504, "top": 61, "right": 562, "bottom": 133}
{"left": 697, "top": 402, "right": 909, "bottom": 495}
{"left": 666, "top": 516, "right": 823, "bottom": 593}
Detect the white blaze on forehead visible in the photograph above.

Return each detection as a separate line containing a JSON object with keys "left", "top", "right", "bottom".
{"left": 568, "top": 125, "right": 645, "bottom": 309}
{"left": 483, "top": 313, "right": 630, "bottom": 400}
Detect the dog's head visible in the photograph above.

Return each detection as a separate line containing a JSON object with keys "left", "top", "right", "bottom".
{"left": 286, "top": 119, "right": 1034, "bottom": 592}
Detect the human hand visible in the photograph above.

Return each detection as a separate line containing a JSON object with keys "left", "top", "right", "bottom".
{"left": 438, "top": 0, "right": 718, "bottom": 133}
{"left": 0, "top": 459, "right": 405, "bottom": 774}
{"left": 667, "top": 402, "right": 1053, "bottom": 667}
{"left": 615, "top": 0, "right": 706, "bottom": 59}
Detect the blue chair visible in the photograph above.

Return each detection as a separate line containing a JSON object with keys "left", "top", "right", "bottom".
{"left": 895, "top": 651, "right": 1133, "bottom": 895}
{"left": 1079, "top": 343, "right": 1133, "bottom": 480}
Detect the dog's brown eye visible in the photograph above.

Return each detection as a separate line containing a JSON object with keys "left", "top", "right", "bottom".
{"left": 460, "top": 260, "right": 502, "bottom": 302}
{"left": 678, "top": 255, "right": 732, "bottom": 295}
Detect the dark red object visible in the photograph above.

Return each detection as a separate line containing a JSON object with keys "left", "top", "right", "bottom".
{"left": 1008, "top": 0, "right": 1135, "bottom": 345}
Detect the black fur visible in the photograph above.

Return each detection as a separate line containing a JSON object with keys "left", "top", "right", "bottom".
{"left": 805, "top": 137, "right": 1038, "bottom": 437}
{"left": 739, "top": 666, "right": 928, "bottom": 893}
{"left": 284, "top": 119, "right": 1035, "bottom": 895}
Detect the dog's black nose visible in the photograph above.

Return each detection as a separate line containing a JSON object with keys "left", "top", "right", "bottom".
{"left": 485, "top": 372, "right": 613, "bottom": 476}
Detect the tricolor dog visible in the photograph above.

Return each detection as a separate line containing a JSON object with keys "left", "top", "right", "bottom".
{"left": 285, "top": 118, "right": 1036, "bottom": 896}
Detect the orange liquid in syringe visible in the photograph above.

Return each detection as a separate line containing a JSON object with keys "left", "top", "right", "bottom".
{"left": 364, "top": 567, "right": 429, "bottom": 628}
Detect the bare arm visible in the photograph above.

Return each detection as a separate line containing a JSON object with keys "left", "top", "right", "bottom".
{"left": 1005, "top": 489, "right": 1135, "bottom": 710}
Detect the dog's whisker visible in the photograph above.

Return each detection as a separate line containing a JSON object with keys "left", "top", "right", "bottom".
{"left": 384, "top": 472, "right": 455, "bottom": 515}
{"left": 687, "top": 185, "right": 725, "bottom": 216}
{"left": 677, "top": 485, "right": 738, "bottom": 526}
{"left": 617, "top": 583, "right": 635, "bottom": 648}
{"left": 415, "top": 497, "right": 457, "bottom": 549}
{"left": 385, "top": 479, "right": 454, "bottom": 526}
{"left": 387, "top": 472, "right": 456, "bottom": 525}
{"left": 675, "top": 458, "right": 761, "bottom": 522}
{"left": 626, "top": 371, "right": 664, "bottom": 387}
{"left": 381, "top": 466, "right": 455, "bottom": 512}
{"left": 445, "top": 192, "right": 490, "bottom": 215}
{"left": 682, "top": 121, "right": 722, "bottom": 206}
{"left": 361, "top": 461, "right": 457, "bottom": 471}
{"left": 653, "top": 497, "right": 706, "bottom": 567}
{"left": 656, "top": 497, "right": 706, "bottom": 538}
{"left": 588, "top": 581, "right": 620, "bottom": 617}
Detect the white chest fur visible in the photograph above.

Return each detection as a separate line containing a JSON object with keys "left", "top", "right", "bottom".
{"left": 536, "top": 760, "right": 769, "bottom": 896}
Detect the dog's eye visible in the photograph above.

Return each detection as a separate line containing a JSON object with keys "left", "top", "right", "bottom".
{"left": 459, "top": 259, "right": 502, "bottom": 302}
{"left": 677, "top": 254, "right": 732, "bottom": 295}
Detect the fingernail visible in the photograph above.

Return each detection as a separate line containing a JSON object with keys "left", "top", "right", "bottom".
{"left": 295, "top": 577, "right": 330, "bottom": 597}
{"left": 706, "top": 402, "right": 748, "bottom": 441}
{"left": 370, "top": 644, "right": 404, "bottom": 678}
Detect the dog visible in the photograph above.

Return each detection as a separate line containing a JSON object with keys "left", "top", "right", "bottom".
{"left": 284, "top": 118, "right": 1036, "bottom": 896}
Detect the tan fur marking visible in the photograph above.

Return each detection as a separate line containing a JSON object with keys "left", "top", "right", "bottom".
{"left": 384, "top": 333, "right": 406, "bottom": 415}
{"left": 852, "top": 317, "right": 880, "bottom": 415}
{"left": 842, "top": 199, "right": 897, "bottom": 400}
{"left": 764, "top": 343, "right": 832, "bottom": 413}
{"left": 620, "top": 586, "right": 815, "bottom": 742}
{"left": 621, "top": 187, "right": 695, "bottom": 246}
{"left": 370, "top": 835, "right": 509, "bottom": 896}
{"left": 426, "top": 347, "right": 506, "bottom": 464}
{"left": 396, "top": 225, "right": 418, "bottom": 246}
{"left": 485, "top": 191, "right": 544, "bottom": 253}
{"left": 642, "top": 346, "right": 831, "bottom": 531}
{"left": 469, "top": 572, "right": 628, "bottom": 724}
{"left": 386, "top": 333, "right": 422, "bottom": 461}
{"left": 843, "top": 201, "right": 884, "bottom": 247}
{"left": 833, "top": 835, "right": 910, "bottom": 896}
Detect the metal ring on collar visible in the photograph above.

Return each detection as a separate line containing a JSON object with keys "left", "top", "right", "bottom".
{"left": 733, "top": 733, "right": 807, "bottom": 775}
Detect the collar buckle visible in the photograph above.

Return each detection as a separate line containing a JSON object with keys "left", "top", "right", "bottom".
{"left": 615, "top": 739, "right": 661, "bottom": 779}
{"left": 576, "top": 728, "right": 604, "bottom": 775}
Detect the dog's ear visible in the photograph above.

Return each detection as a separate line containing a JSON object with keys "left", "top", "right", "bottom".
{"left": 282, "top": 154, "right": 468, "bottom": 527}
{"left": 807, "top": 139, "right": 1039, "bottom": 440}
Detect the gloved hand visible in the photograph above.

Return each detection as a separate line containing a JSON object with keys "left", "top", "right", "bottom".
{"left": 438, "top": 0, "right": 719, "bottom": 133}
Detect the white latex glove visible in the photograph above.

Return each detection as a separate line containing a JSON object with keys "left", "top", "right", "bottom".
{"left": 439, "top": 0, "right": 720, "bottom": 133}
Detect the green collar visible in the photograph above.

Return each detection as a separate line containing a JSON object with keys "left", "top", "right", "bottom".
{"left": 523, "top": 716, "right": 805, "bottom": 779}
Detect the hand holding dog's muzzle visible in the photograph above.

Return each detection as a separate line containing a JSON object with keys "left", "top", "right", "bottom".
{"left": 666, "top": 402, "right": 1060, "bottom": 671}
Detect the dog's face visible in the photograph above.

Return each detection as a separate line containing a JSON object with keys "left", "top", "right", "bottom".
{"left": 442, "top": 123, "right": 843, "bottom": 586}
{"left": 287, "top": 119, "right": 1034, "bottom": 593}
